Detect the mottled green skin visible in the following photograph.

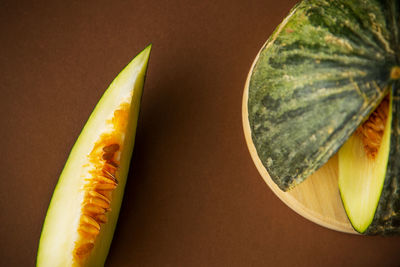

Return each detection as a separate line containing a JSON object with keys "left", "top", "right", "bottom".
{"left": 367, "top": 82, "right": 400, "bottom": 235}
{"left": 248, "top": 0, "right": 399, "bottom": 191}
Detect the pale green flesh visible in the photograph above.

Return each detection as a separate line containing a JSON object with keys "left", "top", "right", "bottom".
{"left": 339, "top": 95, "right": 392, "bottom": 233}
{"left": 37, "top": 45, "right": 151, "bottom": 267}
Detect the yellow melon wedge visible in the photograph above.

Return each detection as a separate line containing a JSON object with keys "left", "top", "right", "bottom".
{"left": 37, "top": 45, "right": 151, "bottom": 267}
{"left": 339, "top": 93, "right": 392, "bottom": 233}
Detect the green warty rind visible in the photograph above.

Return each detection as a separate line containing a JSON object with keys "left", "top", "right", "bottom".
{"left": 248, "top": 0, "right": 399, "bottom": 191}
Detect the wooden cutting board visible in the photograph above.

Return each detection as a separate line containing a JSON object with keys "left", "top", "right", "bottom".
{"left": 242, "top": 51, "right": 357, "bottom": 234}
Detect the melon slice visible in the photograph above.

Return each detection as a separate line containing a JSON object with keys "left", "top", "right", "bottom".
{"left": 339, "top": 93, "right": 392, "bottom": 233}
{"left": 37, "top": 45, "right": 151, "bottom": 267}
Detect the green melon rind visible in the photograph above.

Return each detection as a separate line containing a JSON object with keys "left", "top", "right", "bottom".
{"left": 248, "top": 0, "right": 399, "bottom": 191}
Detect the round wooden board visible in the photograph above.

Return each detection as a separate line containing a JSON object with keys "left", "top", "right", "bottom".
{"left": 242, "top": 49, "right": 357, "bottom": 234}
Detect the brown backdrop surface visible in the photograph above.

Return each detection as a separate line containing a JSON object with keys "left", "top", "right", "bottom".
{"left": 1, "top": 0, "right": 400, "bottom": 266}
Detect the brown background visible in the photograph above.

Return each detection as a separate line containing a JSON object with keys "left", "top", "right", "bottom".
{"left": 1, "top": 0, "right": 400, "bottom": 266}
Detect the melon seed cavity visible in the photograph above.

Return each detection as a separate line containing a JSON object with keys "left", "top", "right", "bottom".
{"left": 356, "top": 95, "right": 389, "bottom": 159}
{"left": 73, "top": 104, "right": 129, "bottom": 263}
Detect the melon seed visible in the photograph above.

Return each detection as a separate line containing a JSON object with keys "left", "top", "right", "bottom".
{"left": 81, "top": 214, "right": 101, "bottom": 230}
{"left": 88, "top": 191, "right": 111, "bottom": 203}
{"left": 102, "top": 169, "right": 118, "bottom": 184}
{"left": 94, "top": 175, "right": 117, "bottom": 185}
{"left": 103, "top": 143, "right": 120, "bottom": 153}
{"left": 93, "top": 182, "right": 117, "bottom": 191}
{"left": 96, "top": 190, "right": 112, "bottom": 199}
{"left": 75, "top": 243, "right": 95, "bottom": 256}
{"left": 83, "top": 204, "right": 106, "bottom": 215}
{"left": 102, "top": 152, "right": 114, "bottom": 161}
{"left": 105, "top": 161, "right": 119, "bottom": 168}
{"left": 94, "top": 214, "right": 107, "bottom": 224}
{"left": 85, "top": 197, "right": 111, "bottom": 209}
{"left": 79, "top": 223, "right": 100, "bottom": 236}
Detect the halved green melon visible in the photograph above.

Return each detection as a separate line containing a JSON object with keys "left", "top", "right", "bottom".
{"left": 247, "top": 0, "right": 399, "bottom": 191}
{"left": 245, "top": 0, "right": 400, "bottom": 234}
{"left": 37, "top": 45, "right": 151, "bottom": 267}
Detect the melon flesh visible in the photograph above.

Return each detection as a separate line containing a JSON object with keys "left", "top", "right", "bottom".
{"left": 338, "top": 94, "right": 392, "bottom": 233}
{"left": 37, "top": 45, "right": 151, "bottom": 267}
